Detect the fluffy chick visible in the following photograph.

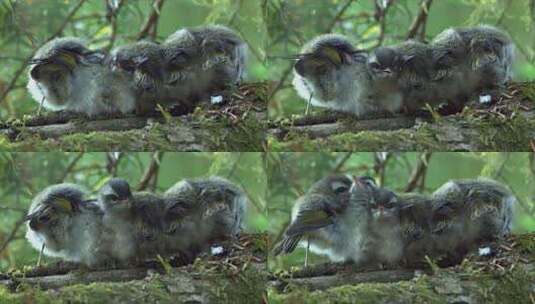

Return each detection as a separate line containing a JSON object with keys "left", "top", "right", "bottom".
{"left": 432, "top": 25, "right": 515, "bottom": 102}
{"left": 162, "top": 176, "right": 248, "bottom": 259}
{"left": 292, "top": 34, "right": 398, "bottom": 117}
{"left": 27, "top": 37, "right": 137, "bottom": 117}
{"left": 109, "top": 41, "right": 166, "bottom": 114}
{"left": 161, "top": 25, "right": 247, "bottom": 105}
{"left": 25, "top": 183, "right": 107, "bottom": 266}
{"left": 433, "top": 178, "right": 516, "bottom": 252}
{"left": 272, "top": 175, "right": 376, "bottom": 264}
{"left": 369, "top": 40, "right": 441, "bottom": 112}
{"left": 98, "top": 178, "right": 167, "bottom": 264}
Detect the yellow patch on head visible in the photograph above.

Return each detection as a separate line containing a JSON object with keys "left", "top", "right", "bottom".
{"left": 320, "top": 46, "right": 342, "bottom": 65}
{"left": 54, "top": 198, "right": 73, "bottom": 213}
{"left": 56, "top": 52, "right": 78, "bottom": 69}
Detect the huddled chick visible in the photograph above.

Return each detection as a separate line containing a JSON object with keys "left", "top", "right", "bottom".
{"left": 161, "top": 176, "right": 248, "bottom": 260}
{"left": 97, "top": 178, "right": 167, "bottom": 264}
{"left": 292, "top": 34, "right": 398, "bottom": 117}
{"left": 27, "top": 38, "right": 137, "bottom": 117}
{"left": 161, "top": 25, "right": 247, "bottom": 105}
{"left": 431, "top": 25, "right": 514, "bottom": 103}
{"left": 430, "top": 178, "right": 515, "bottom": 262}
{"left": 25, "top": 183, "right": 108, "bottom": 267}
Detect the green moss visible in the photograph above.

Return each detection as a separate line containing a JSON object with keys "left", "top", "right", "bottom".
{"left": 268, "top": 276, "right": 447, "bottom": 304}
{"left": 474, "top": 267, "right": 535, "bottom": 304}
{"left": 0, "top": 268, "right": 266, "bottom": 304}
{"left": 269, "top": 126, "right": 446, "bottom": 152}
{"left": 269, "top": 112, "right": 534, "bottom": 152}
{"left": 515, "top": 233, "right": 535, "bottom": 258}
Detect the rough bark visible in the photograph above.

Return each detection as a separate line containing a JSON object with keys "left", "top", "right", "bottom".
{"left": 0, "top": 233, "right": 268, "bottom": 304}
{"left": 268, "top": 233, "right": 535, "bottom": 304}
{"left": 0, "top": 83, "right": 267, "bottom": 151}
{"left": 269, "top": 82, "right": 535, "bottom": 152}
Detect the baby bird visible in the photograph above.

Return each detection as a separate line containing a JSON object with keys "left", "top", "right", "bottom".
{"left": 27, "top": 37, "right": 137, "bottom": 117}
{"left": 272, "top": 175, "right": 375, "bottom": 264}
{"left": 292, "top": 34, "right": 395, "bottom": 117}
{"left": 428, "top": 178, "right": 514, "bottom": 264}
{"left": 162, "top": 25, "right": 247, "bottom": 104}
{"left": 25, "top": 183, "right": 107, "bottom": 266}
{"left": 432, "top": 25, "right": 515, "bottom": 102}
{"left": 109, "top": 41, "right": 166, "bottom": 114}
{"left": 98, "top": 178, "right": 167, "bottom": 264}
{"left": 369, "top": 40, "right": 440, "bottom": 113}
{"left": 162, "top": 176, "right": 248, "bottom": 258}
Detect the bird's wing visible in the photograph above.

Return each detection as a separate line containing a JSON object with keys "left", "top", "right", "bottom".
{"left": 285, "top": 206, "right": 334, "bottom": 237}
{"left": 272, "top": 234, "right": 302, "bottom": 256}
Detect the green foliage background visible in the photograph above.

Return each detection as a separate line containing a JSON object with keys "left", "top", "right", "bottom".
{"left": 0, "top": 152, "right": 268, "bottom": 271}
{"left": 268, "top": 152, "right": 535, "bottom": 270}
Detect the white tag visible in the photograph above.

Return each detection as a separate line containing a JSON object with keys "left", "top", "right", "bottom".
{"left": 211, "top": 95, "right": 223, "bottom": 104}
{"left": 479, "top": 95, "right": 492, "bottom": 104}
{"left": 211, "top": 246, "right": 224, "bottom": 255}
{"left": 478, "top": 246, "right": 491, "bottom": 256}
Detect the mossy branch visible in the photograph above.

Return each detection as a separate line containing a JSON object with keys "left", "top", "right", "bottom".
{"left": 0, "top": 234, "right": 268, "bottom": 303}
{"left": 0, "top": 83, "right": 268, "bottom": 151}
{"left": 268, "top": 233, "right": 535, "bottom": 304}
{"left": 269, "top": 82, "right": 535, "bottom": 152}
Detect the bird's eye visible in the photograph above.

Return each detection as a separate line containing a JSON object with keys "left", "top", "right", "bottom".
{"left": 106, "top": 194, "right": 120, "bottom": 201}
{"left": 38, "top": 214, "right": 51, "bottom": 223}
{"left": 332, "top": 181, "right": 349, "bottom": 194}
{"left": 369, "top": 62, "right": 381, "bottom": 69}
{"left": 119, "top": 59, "right": 136, "bottom": 72}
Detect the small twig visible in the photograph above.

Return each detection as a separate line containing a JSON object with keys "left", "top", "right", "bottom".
{"left": 137, "top": 152, "right": 163, "bottom": 191}
{"left": 105, "top": 0, "right": 127, "bottom": 52}
{"left": 57, "top": 152, "right": 85, "bottom": 183}
{"left": 374, "top": 0, "right": 395, "bottom": 46}
{"left": 106, "top": 152, "right": 124, "bottom": 177}
{"left": 496, "top": 0, "right": 513, "bottom": 26}
{"left": 0, "top": 216, "right": 26, "bottom": 254}
{"left": 332, "top": 152, "right": 353, "bottom": 173}
{"left": 406, "top": 0, "right": 433, "bottom": 40}
{"left": 405, "top": 152, "right": 432, "bottom": 192}
{"left": 374, "top": 152, "right": 392, "bottom": 186}
{"left": 137, "top": 0, "right": 165, "bottom": 41}
{"left": 37, "top": 243, "right": 45, "bottom": 267}
{"left": 325, "top": 0, "right": 355, "bottom": 33}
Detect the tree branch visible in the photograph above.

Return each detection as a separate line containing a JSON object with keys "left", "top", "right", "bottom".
{"left": 137, "top": 152, "right": 163, "bottom": 191}
{"left": 137, "top": 0, "right": 165, "bottom": 41}
{"left": 406, "top": 0, "right": 433, "bottom": 40}
{"left": 405, "top": 152, "right": 432, "bottom": 192}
